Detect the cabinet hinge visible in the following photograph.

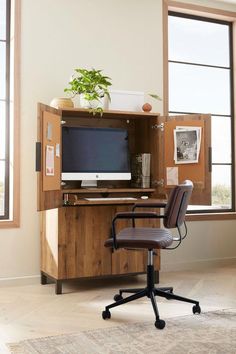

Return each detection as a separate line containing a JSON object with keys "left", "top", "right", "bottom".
{"left": 151, "top": 123, "right": 164, "bottom": 131}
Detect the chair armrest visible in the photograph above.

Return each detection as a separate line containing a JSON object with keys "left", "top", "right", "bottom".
{"left": 132, "top": 202, "right": 167, "bottom": 211}
{"left": 114, "top": 211, "right": 162, "bottom": 220}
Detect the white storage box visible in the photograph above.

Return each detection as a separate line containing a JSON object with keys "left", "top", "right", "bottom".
{"left": 108, "top": 90, "right": 144, "bottom": 112}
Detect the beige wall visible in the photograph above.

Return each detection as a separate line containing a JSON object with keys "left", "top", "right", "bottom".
{"left": 0, "top": 0, "right": 236, "bottom": 280}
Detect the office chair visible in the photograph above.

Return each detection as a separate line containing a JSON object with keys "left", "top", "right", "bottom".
{"left": 102, "top": 180, "right": 201, "bottom": 329}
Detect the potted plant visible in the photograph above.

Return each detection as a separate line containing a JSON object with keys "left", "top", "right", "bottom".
{"left": 64, "top": 68, "right": 112, "bottom": 115}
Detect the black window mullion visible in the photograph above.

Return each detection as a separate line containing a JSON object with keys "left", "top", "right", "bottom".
{"left": 169, "top": 59, "right": 230, "bottom": 70}
{"left": 212, "top": 163, "right": 232, "bottom": 166}
{"left": 169, "top": 111, "right": 231, "bottom": 117}
{"left": 169, "top": 10, "right": 231, "bottom": 26}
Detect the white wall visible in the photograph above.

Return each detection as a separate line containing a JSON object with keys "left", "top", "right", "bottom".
{"left": 0, "top": 0, "right": 236, "bottom": 280}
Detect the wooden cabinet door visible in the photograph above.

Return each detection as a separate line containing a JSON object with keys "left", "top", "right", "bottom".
{"left": 57, "top": 204, "right": 160, "bottom": 280}
{"left": 156, "top": 114, "right": 211, "bottom": 205}
{"left": 37, "top": 103, "right": 62, "bottom": 211}
{"left": 58, "top": 206, "right": 112, "bottom": 279}
{"left": 111, "top": 206, "right": 160, "bottom": 275}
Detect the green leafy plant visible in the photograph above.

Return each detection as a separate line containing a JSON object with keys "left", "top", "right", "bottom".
{"left": 149, "top": 93, "right": 162, "bottom": 101}
{"left": 64, "top": 68, "right": 112, "bottom": 115}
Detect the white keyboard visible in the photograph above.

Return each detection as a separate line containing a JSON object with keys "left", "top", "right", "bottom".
{"left": 85, "top": 197, "right": 138, "bottom": 201}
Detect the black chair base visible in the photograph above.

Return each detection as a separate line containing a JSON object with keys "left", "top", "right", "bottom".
{"left": 102, "top": 264, "right": 201, "bottom": 329}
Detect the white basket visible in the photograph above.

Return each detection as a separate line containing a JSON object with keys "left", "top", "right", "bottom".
{"left": 108, "top": 90, "right": 144, "bottom": 112}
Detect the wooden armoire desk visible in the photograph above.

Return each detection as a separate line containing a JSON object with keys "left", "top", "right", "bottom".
{"left": 36, "top": 103, "right": 211, "bottom": 294}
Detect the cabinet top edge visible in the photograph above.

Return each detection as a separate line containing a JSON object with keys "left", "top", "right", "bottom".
{"left": 38, "top": 103, "right": 160, "bottom": 119}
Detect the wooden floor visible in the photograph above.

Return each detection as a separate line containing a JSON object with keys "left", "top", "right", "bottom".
{"left": 1, "top": 263, "right": 236, "bottom": 353}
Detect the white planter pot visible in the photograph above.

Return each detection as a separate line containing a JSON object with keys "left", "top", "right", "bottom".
{"left": 50, "top": 97, "right": 74, "bottom": 109}
{"left": 80, "top": 94, "right": 105, "bottom": 109}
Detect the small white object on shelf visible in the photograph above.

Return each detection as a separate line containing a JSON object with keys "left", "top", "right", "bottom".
{"left": 108, "top": 90, "right": 144, "bottom": 112}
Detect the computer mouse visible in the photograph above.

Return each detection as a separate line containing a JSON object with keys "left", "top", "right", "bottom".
{"left": 141, "top": 196, "right": 149, "bottom": 200}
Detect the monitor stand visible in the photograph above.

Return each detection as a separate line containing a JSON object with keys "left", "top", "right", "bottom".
{"left": 81, "top": 180, "right": 98, "bottom": 188}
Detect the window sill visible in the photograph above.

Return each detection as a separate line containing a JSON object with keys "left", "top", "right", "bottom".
{"left": 186, "top": 212, "right": 236, "bottom": 221}
{"left": 0, "top": 219, "right": 20, "bottom": 228}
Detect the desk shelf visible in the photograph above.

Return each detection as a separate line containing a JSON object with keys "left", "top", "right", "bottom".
{"left": 62, "top": 188, "right": 155, "bottom": 194}
{"left": 71, "top": 197, "right": 163, "bottom": 206}
{"left": 63, "top": 188, "right": 156, "bottom": 206}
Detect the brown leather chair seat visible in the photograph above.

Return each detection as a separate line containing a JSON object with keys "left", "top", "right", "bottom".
{"left": 105, "top": 227, "right": 173, "bottom": 249}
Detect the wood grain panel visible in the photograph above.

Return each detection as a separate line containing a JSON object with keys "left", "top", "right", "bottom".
{"left": 111, "top": 206, "right": 160, "bottom": 275}
{"left": 61, "top": 107, "right": 160, "bottom": 119}
{"left": 155, "top": 115, "right": 167, "bottom": 199}
{"left": 1, "top": 0, "right": 21, "bottom": 228}
{"left": 58, "top": 206, "right": 112, "bottom": 279}
{"left": 38, "top": 104, "right": 162, "bottom": 281}
{"left": 40, "top": 211, "right": 58, "bottom": 278}
{"left": 37, "top": 103, "right": 62, "bottom": 211}
{"left": 149, "top": 117, "right": 162, "bottom": 198}
{"left": 164, "top": 118, "right": 205, "bottom": 187}
{"left": 42, "top": 111, "right": 61, "bottom": 191}
{"left": 132, "top": 116, "right": 160, "bottom": 196}
{"left": 167, "top": 0, "right": 236, "bottom": 20}
{"left": 157, "top": 114, "right": 211, "bottom": 205}
{"left": 135, "top": 208, "right": 160, "bottom": 271}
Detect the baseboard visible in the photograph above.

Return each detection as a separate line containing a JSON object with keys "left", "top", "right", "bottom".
{"left": 161, "top": 257, "right": 236, "bottom": 272}
{"left": 1, "top": 258, "right": 236, "bottom": 285}
{"left": 0, "top": 274, "right": 40, "bottom": 287}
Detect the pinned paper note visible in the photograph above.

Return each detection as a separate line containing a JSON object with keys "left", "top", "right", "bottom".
{"left": 174, "top": 126, "right": 202, "bottom": 164}
{"left": 166, "top": 167, "right": 178, "bottom": 185}
{"left": 45, "top": 145, "right": 54, "bottom": 176}
{"left": 46, "top": 122, "right": 53, "bottom": 141}
{"left": 56, "top": 143, "right": 60, "bottom": 157}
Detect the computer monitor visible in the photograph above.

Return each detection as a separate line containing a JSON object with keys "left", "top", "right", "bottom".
{"left": 61, "top": 126, "right": 131, "bottom": 187}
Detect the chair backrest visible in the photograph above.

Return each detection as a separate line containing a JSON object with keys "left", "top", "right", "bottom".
{"left": 163, "top": 180, "right": 193, "bottom": 229}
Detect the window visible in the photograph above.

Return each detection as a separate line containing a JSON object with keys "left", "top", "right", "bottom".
{"left": 168, "top": 11, "right": 234, "bottom": 212}
{"left": 0, "top": 0, "right": 20, "bottom": 226}
{"left": 0, "top": 0, "right": 10, "bottom": 219}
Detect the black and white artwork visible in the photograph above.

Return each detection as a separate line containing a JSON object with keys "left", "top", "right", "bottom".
{"left": 174, "top": 127, "right": 201, "bottom": 164}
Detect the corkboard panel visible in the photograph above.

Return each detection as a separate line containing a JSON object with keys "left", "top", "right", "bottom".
{"left": 42, "top": 111, "right": 61, "bottom": 191}
{"left": 164, "top": 119, "right": 205, "bottom": 188}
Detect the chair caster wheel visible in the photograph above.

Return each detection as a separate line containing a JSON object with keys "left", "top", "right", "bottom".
{"left": 155, "top": 319, "right": 165, "bottom": 329}
{"left": 192, "top": 304, "right": 201, "bottom": 314}
{"left": 102, "top": 310, "right": 111, "bottom": 320}
{"left": 114, "top": 294, "right": 123, "bottom": 302}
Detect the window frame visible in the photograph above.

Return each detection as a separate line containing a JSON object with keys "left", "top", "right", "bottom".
{"left": 163, "top": 0, "right": 236, "bottom": 221}
{"left": 168, "top": 11, "right": 234, "bottom": 213}
{"left": 0, "top": 0, "right": 20, "bottom": 228}
{"left": 0, "top": 0, "right": 10, "bottom": 220}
